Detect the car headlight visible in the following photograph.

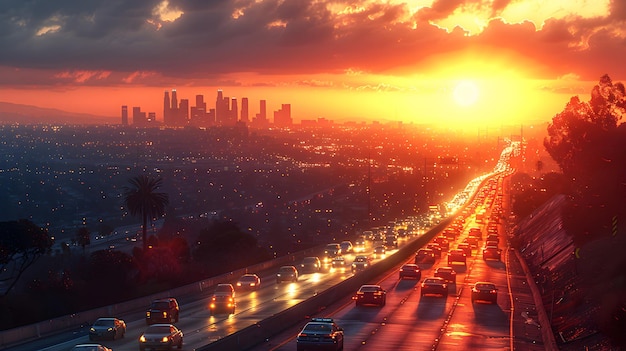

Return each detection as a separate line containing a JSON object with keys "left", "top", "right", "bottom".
{"left": 140, "top": 335, "right": 146, "bottom": 342}
{"left": 90, "top": 327, "right": 95, "bottom": 332}
{"left": 162, "top": 336, "right": 170, "bottom": 342}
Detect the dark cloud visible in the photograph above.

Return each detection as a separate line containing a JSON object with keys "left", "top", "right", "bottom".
{"left": 0, "top": 0, "right": 623, "bottom": 87}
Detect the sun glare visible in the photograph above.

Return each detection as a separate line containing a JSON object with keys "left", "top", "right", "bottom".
{"left": 453, "top": 80, "right": 479, "bottom": 107}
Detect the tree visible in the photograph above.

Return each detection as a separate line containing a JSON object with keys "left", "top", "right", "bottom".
{"left": 0, "top": 219, "right": 53, "bottom": 296}
{"left": 123, "top": 175, "right": 169, "bottom": 252}
{"left": 75, "top": 227, "right": 90, "bottom": 253}
{"left": 544, "top": 74, "right": 624, "bottom": 175}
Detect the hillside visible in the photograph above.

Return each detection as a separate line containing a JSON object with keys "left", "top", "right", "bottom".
{"left": 513, "top": 194, "right": 625, "bottom": 350}
{"left": 0, "top": 101, "right": 116, "bottom": 125}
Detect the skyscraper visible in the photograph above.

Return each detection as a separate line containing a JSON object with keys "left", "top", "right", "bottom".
{"left": 121, "top": 105, "right": 128, "bottom": 125}
{"left": 241, "top": 97, "right": 249, "bottom": 123}
{"left": 179, "top": 98, "right": 189, "bottom": 126}
{"left": 163, "top": 91, "right": 171, "bottom": 125}
{"left": 274, "top": 104, "right": 292, "bottom": 127}
{"left": 230, "top": 97, "right": 238, "bottom": 125}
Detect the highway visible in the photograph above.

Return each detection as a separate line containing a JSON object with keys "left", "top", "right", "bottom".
{"left": 6, "top": 142, "right": 523, "bottom": 351}
{"left": 251, "top": 175, "right": 515, "bottom": 351}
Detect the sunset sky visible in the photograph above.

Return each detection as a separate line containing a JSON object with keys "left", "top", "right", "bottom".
{"left": 0, "top": 0, "right": 624, "bottom": 128}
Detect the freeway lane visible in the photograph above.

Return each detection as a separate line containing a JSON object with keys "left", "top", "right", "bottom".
{"left": 8, "top": 237, "right": 414, "bottom": 351}
{"left": 250, "top": 175, "right": 520, "bottom": 351}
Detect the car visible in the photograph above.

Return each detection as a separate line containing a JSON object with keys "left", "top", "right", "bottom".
{"left": 354, "top": 237, "right": 367, "bottom": 252}
{"left": 384, "top": 234, "right": 398, "bottom": 249}
{"left": 372, "top": 245, "right": 386, "bottom": 259}
{"left": 296, "top": 318, "right": 344, "bottom": 351}
{"left": 70, "top": 344, "right": 112, "bottom": 351}
{"left": 486, "top": 234, "right": 499, "bottom": 243}
{"left": 464, "top": 235, "right": 479, "bottom": 249}
{"left": 354, "top": 284, "right": 387, "bottom": 306}
{"left": 426, "top": 243, "right": 442, "bottom": 258}
{"left": 420, "top": 277, "right": 448, "bottom": 297}
{"left": 89, "top": 317, "right": 126, "bottom": 341}
{"left": 399, "top": 263, "right": 421, "bottom": 280}
{"left": 482, "top": 246, "right": 502, "bottom": 261}
{"left": 443, "top": 227, "right": 459, "bottom": 240}
{"left": 434, "top": 266, "right": 457, "bottom": 284}
{"left": 300, "top": 256, "right": 322, "bottom": 273}
{"left": 434, "top": 236, "right": 450, "bottom": 251}
{"left": 448, "top": 249, "right": 467, "bottom": 266}
{"left": 236, "top": 273, "right": 261, "bottom": 290}
{"left": 330, "top": 256, "right": 348, "bottom": 272}
{"left": 209, "top": 283, "right": 236, "bottom": 314}
{"left": 469, "top": 227, "right": 483, "bottom": 240}
{"left": 351, "top": 255, "right": 371, "bottom": 272}
{"left": 340, "top": 240, "right": 354, "bottom": 254}
{"left": 471, "top": 281, "right": 498, "bottom": 304}
{"left": 485, "top": 240, "right": 499, "bottom": 248}
{"left": 323, "top": 243, "right": 342, "bottom": 261}
{"left": 276, "top": 265, "right": 298, "bottom": 283}
{"left": 457, "top": 242, "right": 472, "bottom": 256}
{"left": 139, "top": 323, "right": 183, "bottom": 351}
{"left": 414, "top": 248, "right": 436, "bottom": 264}
{"left": 146, "top": 298, "right": 179, "bottom": 325}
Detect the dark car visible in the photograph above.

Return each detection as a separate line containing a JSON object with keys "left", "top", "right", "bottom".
{"left": 331, "top": 256, "right": 348, "bottom": 272}
{"left": 434, "top": 236, "right": 450, "bottom": 251}
{"left": 471, "top": 281, "right": 498, "bottom": 304}
{"left": 420, "top": 277, "right": 448, "bottom": 297}
{"left": 373, "top": 245, "right": 386, "bottom": 259}
{"left": 482, "top": 246, "right": 502, "bottom": 261}
{"left": 323, "top": 243, "right": 342, "bottom": 261}
{"left": 399, "top": 263, "right": 422, "bottom": 280}
{"left": 354, "top": 284, "right": 387, "bottom": 306}
{"left": 296, "top": 318, "right": 344, "bottom": 351}
{"left": 354, "top": 237, "right": 367, "bottom": 253}
{"left": 236, "top": 273, "right": 261, "bottom": 290}
{"left": 89, "top": 317, "right": 126, "bottom": 341}
{"left": 340, "top": 240, "right": 354, "bottom": 254}
{"left": 457, "top": 242, "right": 472, "bottom": 256}
{"left": 351, "top": 255, "right": 371, "bottom": 273}
{"left": 139, "top": 324, "right": 183, "bottom": 351}
{"left": 146, "top": 298, "right": 179, "bottom": 325}
{"left": 384, "top": 234, "right": 398, "bottom": 249}
{"left": 427, "top": 243, "right": 442, "bottom": 258}
{"left": 486, "top": 234, "right": 499, "bottom": 243}
{"left": 434, "top": 266, "right": 457, "bottom": 284}
{"left": 300, "top": 256, "right": 322, "bottom": 273}
{"left": 209, "top": 283, "right": 236, "bottom": 314}
{"left": 415, "top": 248, "right": 436, "bottom": 264}
{"left": 71, "top": 345, "right": 111, "bottom": 351}
{"left": 276, "top": 265, "right": 299, "bottom": 283}
{"left": 448, "top": 249, "right": 467, "bottom": 266}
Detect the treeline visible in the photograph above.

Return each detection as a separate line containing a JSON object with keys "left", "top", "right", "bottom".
{"left": 510, "top": 74, "right": 626, "bottom": 347}
{"left": 0, "top": 219, "right": 272, "bottom": 330}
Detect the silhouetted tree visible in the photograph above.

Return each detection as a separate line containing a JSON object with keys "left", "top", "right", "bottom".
{"left": 75, "top": 227, "right": 90, "bottom": 253}
{"left": 123, "top": 175, "right": 169, "bottom": 252}
{"left": 0, "top": 219, "right": 53, "bottom": 296}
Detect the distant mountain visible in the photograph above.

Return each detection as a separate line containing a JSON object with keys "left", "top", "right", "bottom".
{"left": 0, "top": 101, "right": 117, "bottom": 125}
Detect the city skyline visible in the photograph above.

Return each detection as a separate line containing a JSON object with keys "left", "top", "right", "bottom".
{"left": 0, "top": 1, "right": 623, "bottom": 127}
{"left": 123, "top": 88, "right": 293, "bottom": 127}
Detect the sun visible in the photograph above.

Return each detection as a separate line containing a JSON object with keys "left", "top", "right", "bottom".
{"left": 453, "top": 80, "right": 480, "bottom": 107}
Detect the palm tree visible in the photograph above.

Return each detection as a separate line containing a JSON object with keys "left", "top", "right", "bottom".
{"left": 123, "top": 175, "right": 169, "bottom": 252}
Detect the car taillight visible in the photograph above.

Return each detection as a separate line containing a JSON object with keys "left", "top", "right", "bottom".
{"left": 162, "top": 312, "right": 168, "bottom": 318}
{"left": 490, "top": 289, "right": 497, "bottom": 293}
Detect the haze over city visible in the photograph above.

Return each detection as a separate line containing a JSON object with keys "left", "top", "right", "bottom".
{"left": 1, "top": 0, "right": 624, "bottom": 127}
